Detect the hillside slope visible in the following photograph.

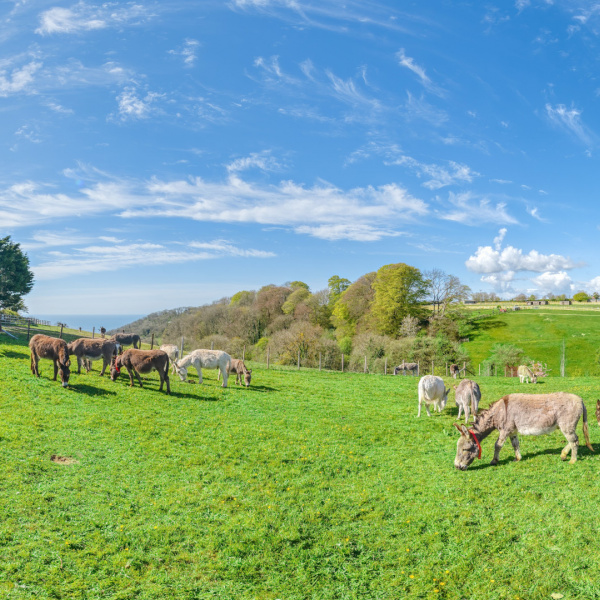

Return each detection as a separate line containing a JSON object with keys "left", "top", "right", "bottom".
{"left": 466, "top": 308, "right": 600, "bottom": 377}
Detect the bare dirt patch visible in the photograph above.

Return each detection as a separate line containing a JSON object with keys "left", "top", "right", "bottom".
{"left": 50, "top": 455, "right": 79, "bottom": 465}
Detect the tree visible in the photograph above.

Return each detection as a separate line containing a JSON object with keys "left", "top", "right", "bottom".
{"left": 331, "top": 272, "right": 376, "bottom": 338}
{"left": 327, "top": 275, "right": 351, "bottom": 305}
{"left": 371, "top": 263, "right": 429, "bottom": 336}
{"left": 424, "top": 268, "right": 470, "bottom": 315}
{"left": 573, "top": 291, "right": 590, "bottom": 303}
{"left": 0, "top": 236, "right": 34, "bottom": 312}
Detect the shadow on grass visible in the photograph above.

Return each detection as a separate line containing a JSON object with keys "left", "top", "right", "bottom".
{"left": 3, "top": 349, "right": 29, "bottom": 359}
{"left": 464, "top": 444, "right": 595, "bottom": 470}
{"left": 68, "top": 383, "right": 118, "bottom": 396}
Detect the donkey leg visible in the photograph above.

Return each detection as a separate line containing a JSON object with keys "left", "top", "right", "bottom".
{"left": 491, "top": 432, "right": 509, "bottom": 465}
{"left": 53, "top": 359, "right": 59, "bottom": 381}
{"left": 510, "top": 435, "right": 522, "bottom": 461}
{"left": 561, "top": 431, "right": 579, "bottom": 463}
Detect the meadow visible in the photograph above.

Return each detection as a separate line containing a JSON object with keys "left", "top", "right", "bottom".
{"left": 2, "top": 332, "right": 600, "bottom": 599}
{"left": 466, "top": 307, "right": 600, "bottom": 377}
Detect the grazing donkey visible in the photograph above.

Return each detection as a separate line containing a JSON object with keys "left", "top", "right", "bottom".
{"left": 29, "top": 334, "right": 71, "bottom": 387}
{"left": 453, "top": 379, "right": 481, "bottom": 423}
{"left": 67, "top": 337, "right": 119, "bottom": 375}
{"left": 174, "top": 349, "right": 231, "bottom": 387}
{"left": 110, "top": 348, "right": 170, "bottom": 394}
{"left": 517, "top": 364, "right": 537, "bottom": 384}
{"left": 218, "top": 358, "right": 252, "bottom": 387}
{"left": 417, "top": 375, "right": 450, "bottom": 417}
{"left": 449, "top": 364, "right": 460, "bottom": 379}
{"left": 159, "top": 344, "right": 180, "bottom": 374}
{"left": 394, "top": 362, "right": 418, "bottom": 376}
{"left": 454, "top": 393, "right": 593, "bottom": 470}
{"left": 110, "top": 332, "right": 141, "bottom": 350}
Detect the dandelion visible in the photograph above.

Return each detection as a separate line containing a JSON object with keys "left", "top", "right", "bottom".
{"left": 409, "top": 575, "right": 415, "bottom": 579}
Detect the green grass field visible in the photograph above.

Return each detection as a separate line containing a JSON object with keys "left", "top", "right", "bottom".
{"left": 466, "top": 308, "right": 600, "bottom": 377}
{"left": 3, "top": 332, "right": 600, "bottom": 599}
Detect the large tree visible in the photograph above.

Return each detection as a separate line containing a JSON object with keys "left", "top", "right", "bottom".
{"left": 424, "top": 268, "right": 471, "bottom": 315}
{"left": 0, "top": 236, "right": 34, "bottom": 312}
{"left": 371, "top": 263, "right": 428, "bottom": 336}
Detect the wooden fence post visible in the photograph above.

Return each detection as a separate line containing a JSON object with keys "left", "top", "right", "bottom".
{"left": 445, "top": 362, "right": 448, "bottom": 376}
{"left": 417, "top": 361, "right": 420, "bottom": 376}
{"left": 384, "top": 357, "right": 387, "bottom": 376}
{"left": 27, "top": 321, "right": 31, "bottom": 341}
{"left": 364, "top": 355, "right": 367, "bottom": 374}
{"left": 267, "top": 346, "right": 270, "bottom": 369}
{"left": 92, "top": 327, "right": 95, "bottom": 339}
{"left": 180, "top": 336, "right": 184, "bottom": 358}
{"left": 243, "top": 345, "right": 246, "bottom": 361}
{"left": 479, "top": 364, "right": 481, "bottom": 376}
{"left": 431, "top": 360, "right": 434, "bottom": 375}
{"left": 151, "top": 333, "right": 154, "bottom": 349}
{"left": 211, "top": 341, "right": 214, "bottom": 350}
{"left": 342, "top": 354, "right": 344, "bottom": 372}
{"left": 297, "top": 350, "right": 300, "bottom": 370}
{"left": 60, "top": 324, "right": 64, "bottom": 339}
{"left": 319, "top": 352, "right": 322, "bottom": 371}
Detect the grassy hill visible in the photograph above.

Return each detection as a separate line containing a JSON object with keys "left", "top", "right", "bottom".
{"left": 465, "top": 308, "right": 600, "bottom": 377}
{"left": 3, "top": 331, "right": 600, "bottom": 598}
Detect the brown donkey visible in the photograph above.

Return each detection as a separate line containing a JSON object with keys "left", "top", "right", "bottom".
{"left": 29, "top": 334, "right": 71, "bottom": 387}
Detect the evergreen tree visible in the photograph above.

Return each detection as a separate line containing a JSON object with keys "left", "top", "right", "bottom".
{"left": 0, "top": 236, "right": 34, "bottom": 312}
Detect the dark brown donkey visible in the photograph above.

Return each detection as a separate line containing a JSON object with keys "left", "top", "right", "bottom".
{"left": 29, "top": 334, "right": 71, "bottom": 387}
{"left": 110, "top": 333, "right": 141, "bottom": 350}
{"left": 67, "top": 338, "right": 119, "bottom": 375}
{"left": 110, "top": 348, "right": 170, "bottom": 394}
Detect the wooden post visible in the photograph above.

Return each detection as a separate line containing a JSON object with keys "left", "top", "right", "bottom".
{"left": 463, "top": 362, "right": 466, "bottom": 376}
{"left": 92, "top": 327, "right": 95, "bottom": 339}
{"left": 504, "top": 365, "right": 507, "bottom": 377}
{"left": 267, "top": 346, "right": 270, "bottom": 369}
{"left": 180, "top": 336, "right": 184, "bottom": 358}
{"left": 479, "top": 363, "right": 481, "bottom": 376}
{"left": 446, "top": 362, "right": 448, "bottom": 376}
{"left": 297, "top": 349, "right": 300, "bottom": 370}
{"left": 27, "top": 321, "right": 31, "bottom": 341}
{"left": 151, "top": 333, "right": 154, "bottom": 349}
{"left": 417, "top": 361, "right": 420, "bottom": 376}
{"left": 494, "top": 365, "right": 497, "bottom": 377}
{"left": 211, "top": 341, "right": 214, "bottom": 350}
{"left": 385, "top": 357, "right": 387, "bottom": 375}
{"left": 243, "top": 345, "right": 246, "bottom": 361}
{"left": 431, "top": 360, "right": 434, "bottom": 375}
{"left": 319, "top": 352, "right": 322, "bottom": 371}
{"left": 364, "top": 355, "right": 367, "bottom": 374}
{"left": 60, "top": 324, "right": 64, "bottom": 339}
{"left": 341, "top": 354, "right": 344, "bottom": 372}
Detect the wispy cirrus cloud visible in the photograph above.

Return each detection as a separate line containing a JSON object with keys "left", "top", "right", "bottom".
{"left": 0, "top": 60, "right": 42, "bottom": 96}
{"left": 226, "top": 150, "right": 283, "bottom": 173}
{"left": 36, "top": 2, "right": 154, "bottom": 35}
{"left": 168, "top": 39, "right": 200, "bottom": 67}
{"left": 396, "top": 48, "right": 444, "bottom": 96}
{"left": 439, "top": 192, "right": 519, "bottom": 226}
{"left": 113, "top": 87, "right": 165, "bottom": 121}
{"left": 33, "top": 239, "right": 274, "bottom": 280}
{"left": 545, "top": 103, "right": 594, "bottom": 146}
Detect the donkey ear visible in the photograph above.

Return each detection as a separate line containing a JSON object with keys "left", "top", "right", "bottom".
{"left": 453, "top": 423, "right": 469, "bottom": 436}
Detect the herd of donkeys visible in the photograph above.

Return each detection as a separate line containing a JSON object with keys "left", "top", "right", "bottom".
{"left": 27, "top": 332, "right": 252, "bottom": 396}
{"left": 416, "top": 365, "right": 597, "bottom": 470}
{"left": 24, "top": 331, "right": 599, "bottom": 472}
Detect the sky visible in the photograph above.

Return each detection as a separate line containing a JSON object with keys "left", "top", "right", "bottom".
{"left": 2, "top": 0, "right": 600, "bottom": 315}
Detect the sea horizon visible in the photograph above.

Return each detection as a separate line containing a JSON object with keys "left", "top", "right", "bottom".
{"left": 25, "top": 314, "right": 145, "bottom": 333}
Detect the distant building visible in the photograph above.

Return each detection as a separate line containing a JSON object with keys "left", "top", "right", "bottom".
{"left": 527, "top": 300, "right": 548, "bottom": 306}
{"left": 463, "top": 300, "right": 476, "bottom": 305}
{"left": 560, "top": 300, "right": 572, "bottom": 305}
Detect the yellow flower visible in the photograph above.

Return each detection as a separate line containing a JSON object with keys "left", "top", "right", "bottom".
{"left": 409, "top": 575, "right": 415, "bottom": 579}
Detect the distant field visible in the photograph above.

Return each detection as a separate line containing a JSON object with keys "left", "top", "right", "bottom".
{"left": 3, "top": 333, "right": 600, "bottom": 599}
{"left": 466, "top": 308, "right": 600, "bottom": 377}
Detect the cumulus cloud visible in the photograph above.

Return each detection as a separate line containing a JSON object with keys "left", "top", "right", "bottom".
{"left": 466, "top": 244, "right": 579, "bottom": 274}
{"left": 226, "top": 150, "right": 282, "bottom": 173}
{"left": 0, "top": 61, "right": 42, "bottom": 96}
{"left": 531, "top": 271, "right": 574, "bottom": 294}
{"left": 36, "top": 2, "right": 153, "bottom": 35}
{"left": 169, "top": 39, "right": 200, "bottom": 67}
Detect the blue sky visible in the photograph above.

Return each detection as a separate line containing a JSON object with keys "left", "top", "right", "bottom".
{"left": 2, "top": 0, "right": 600, "bottom": 315}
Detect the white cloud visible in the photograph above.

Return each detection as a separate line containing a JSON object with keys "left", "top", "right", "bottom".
{"left": 466, "top": 233, "right": 580, "bottom": 274}
{"left": 493, "top": 227, "right": 507, "bottom": 251}
{"left": 226, "top": 150, "right": 282, "bottom": 173}
{"left": 439, "top": 192, "right": 518, "bottom": 226}
{"left": 33, "top": 240, "right": 274, "bottom": 280}
{"left": 588, "top": 276, "right": 600, "bottom": 292}
{"left": 36, "top": 2, "right": 153, "bottom": 35}
{"left": 531, "top": 271, "right": 574, "bottom": 294}
{"left": 391, "top": 155, "right": 478, "bottom": 189}
{"left": 114, "top": 87, "right": 164, "bottom": 121}
{"left": 0, "top": 61, "right": 42, "bottom": 96}
{"left": 169, "top": 39, "right": 200, "bottom": 67}
{"left": 545, "top": 103, "right": 593, "bottom": 146}
{"left": 396, "top": 48, "right": 444, "bottom": 96}
{"left": 0, "top": 169, "right": 429, "bottom": 242}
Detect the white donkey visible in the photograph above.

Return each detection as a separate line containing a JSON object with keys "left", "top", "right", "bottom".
{"left": 159, "top": 343, "right": 180, "bottom": 374}
{"left": 174, "top": 349, "right": 231, "bottom": 387}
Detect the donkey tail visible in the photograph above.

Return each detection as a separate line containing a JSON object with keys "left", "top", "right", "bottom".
{"left": 582, "top": 403, "right": 594, "bottom": 452}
